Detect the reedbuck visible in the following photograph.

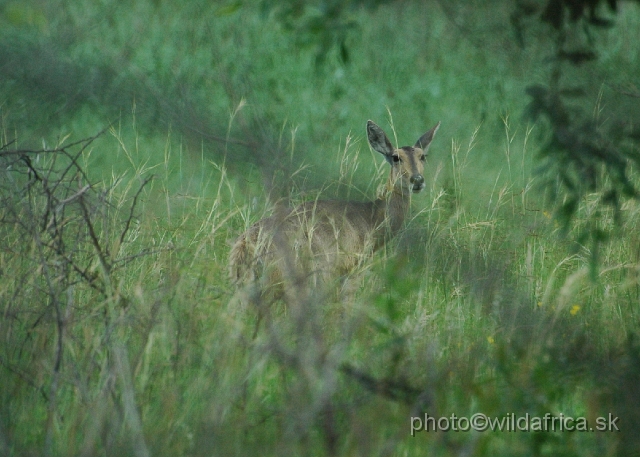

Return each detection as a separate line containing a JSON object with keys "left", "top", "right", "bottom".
{"left": 229, "top": 120, "right": 440, "bottom": 302}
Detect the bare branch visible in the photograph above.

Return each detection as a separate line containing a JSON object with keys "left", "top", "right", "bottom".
{"left": 119, "top": 175, "right": 154, "bottom": 249}
{"left": 339, "top": 362, "right": 421, "bottom": 404}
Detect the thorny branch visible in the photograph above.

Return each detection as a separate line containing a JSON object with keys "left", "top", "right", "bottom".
{"left": 0, "top": 129, "right": 154, "bottom": 456}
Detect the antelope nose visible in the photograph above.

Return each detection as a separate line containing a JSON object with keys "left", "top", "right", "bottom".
{"left": 410, "top": 174, "right": 425, "bottom": 190}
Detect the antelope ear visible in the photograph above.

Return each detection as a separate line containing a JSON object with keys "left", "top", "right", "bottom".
{"left": 414, "top": 121, "right": 441, "bottom": 150}
{"left": 367, "top": 120, "right": 394, "bottom": 156}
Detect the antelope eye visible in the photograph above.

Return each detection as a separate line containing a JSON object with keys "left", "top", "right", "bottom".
{"left": 419, "top": 154, "right": 426, "bottom": 162}
{"left": 392, "top": 155, "right": 401, "bottom": 163}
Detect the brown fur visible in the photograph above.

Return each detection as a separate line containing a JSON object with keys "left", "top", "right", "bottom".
{"left": 229, "top": 120, "right": 440, "bottom": 299}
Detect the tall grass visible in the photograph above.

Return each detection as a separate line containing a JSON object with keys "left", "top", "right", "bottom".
{"left": 2, "top": 1, "right": 640, "bottom": 456}
{"left": 2, "top": 112, "right": 640, "bottom": 455}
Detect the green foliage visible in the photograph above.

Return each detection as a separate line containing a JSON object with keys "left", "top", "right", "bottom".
{"left": 259, "top": 0, "right": 394, "bottom": 65}
{"left": 3, "top": 114, "right": 640, "bottom": 456}
{"left": 1, "top": 0, "right": 640, "bottom": 456}
{"left": 1, "top": 2, "right": 47, "bottom": 30}
{"left": 513, "top": 0, "right": 640, "bottom": 273}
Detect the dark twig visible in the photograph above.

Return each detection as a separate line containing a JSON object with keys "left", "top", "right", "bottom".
{"left": 339, "top": 362, "right": 421, "bottom": 405}
{"left": 78, "top": 192, "right": 111, "bottom": 278}
{"left": 119, "top": 175, "right": 154, "bottom": 249}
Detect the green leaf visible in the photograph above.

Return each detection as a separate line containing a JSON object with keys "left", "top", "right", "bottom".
{"left": 216, "top": 2, "right": 242, "bottom": 17}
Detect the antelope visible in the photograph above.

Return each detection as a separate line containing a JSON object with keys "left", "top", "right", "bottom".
{"left": 229, "top": 120, "right": 440, "bottom": 303}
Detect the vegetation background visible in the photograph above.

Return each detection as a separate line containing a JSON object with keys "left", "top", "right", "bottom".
{"left": 1, "top": 0, "right": 640, "bottom": 455}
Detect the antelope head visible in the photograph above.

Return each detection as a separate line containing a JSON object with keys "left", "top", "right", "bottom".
{"left": 367, "top": 120, "right": 441, "bottom": 194}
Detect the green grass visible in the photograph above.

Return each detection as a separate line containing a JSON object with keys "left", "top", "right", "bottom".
{"left": 2, "top": 1, "right": 640, "bottom": 456}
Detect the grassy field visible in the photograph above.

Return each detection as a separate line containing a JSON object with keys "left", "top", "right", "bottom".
{"left": 2, "top": 1, "right": 640, "bottom": 456}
